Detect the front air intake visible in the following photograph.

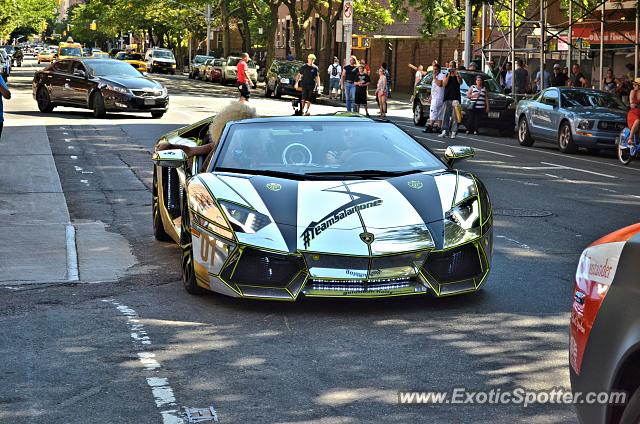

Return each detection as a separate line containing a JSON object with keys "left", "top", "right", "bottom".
{"left": 231, "top": 248, "right": 304, "bottom": 288}
{"left": 423, "top": 243, "right": 482, "bottom": 284}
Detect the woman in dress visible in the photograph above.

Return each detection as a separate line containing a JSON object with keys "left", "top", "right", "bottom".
{"left": 375, "top": 68, "right": 387, "bottom": 117}
{"left": 425, "top": 63, "right": 444, "bottom": 132}
{"left": 466, "top": 75, "right": 489, "bottom": 135}
{"left": 626, "top": 78, "right": 640, "bottom": 145}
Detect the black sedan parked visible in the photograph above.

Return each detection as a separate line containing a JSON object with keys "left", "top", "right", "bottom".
{"left": 413, "top": 70, "right": 516, "bottom": 136}
{"left": 32, "top": 58, "right": 169, "bottom": 119}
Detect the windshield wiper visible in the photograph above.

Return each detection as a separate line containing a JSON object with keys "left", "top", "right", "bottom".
{"left": 304, "top": 169, "right": 424, "bottom": 178}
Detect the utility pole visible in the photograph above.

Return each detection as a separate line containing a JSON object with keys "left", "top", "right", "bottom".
{"left": 343, "top": 0, "right": 353, "bottom": 63}
{"left": 464, "top": 0, "right": 473, "bottom": 67}
{"left": 206, "top": 3, "right": 211, "bottom": 56}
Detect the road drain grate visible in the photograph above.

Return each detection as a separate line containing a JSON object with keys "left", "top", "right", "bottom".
{"left": 185, "top": 406, "right": 219, "bottom": 422}
{"left": 493, "top": 208, "right": 553, "bottom": 218}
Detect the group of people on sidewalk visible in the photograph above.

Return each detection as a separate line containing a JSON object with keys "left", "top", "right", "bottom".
{"left": 335, "top": 55, "right": 391, "bottom": 117}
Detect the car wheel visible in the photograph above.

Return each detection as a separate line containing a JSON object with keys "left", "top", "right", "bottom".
{"left": 36, "top": 87, "right": 54, "bottom": 113}
{"left": 180, "top": 193, "right": 206, "bottom": 295}
{"left": 151, "top": 111, "right": 165, "bottom": 119}
{"left": 265, "top": 83, "right": 272, "bottom": 97}
{"left": 517, "top": 117, "right": 534, "bottom": 146}
{"left": 621, "top": 386, "right": 640, "bottom": 424}
{"left": 274, "top": 83, "right": 282, "bottom": 99}
{"left": 618, "top": 135, "right": 633, "bottom": 166}
{"left": 558, "top": 121, "right": 578, "bottom": 153}
{"left": 170, "top": 70, "right": 175, "bottom": 75}
{"left": 152, "top": 167, "right": 171, "bottom": 242}
{"left": 221, "top": 76, "right": 227, "bottom": 86}
{"left": 413, "top": 101, "right": 426, "bottom": 126}
{"left": 91, "top": 92, "right": 106, "bottom": 118}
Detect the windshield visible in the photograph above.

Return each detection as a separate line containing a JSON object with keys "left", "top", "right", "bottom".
{"left": 117, "top": 53, "right": 143, "bottom": 61}
{"left": 193, "top": 55, "right": 211, "bottom": 64}
{"left": 60, "top": 47, "right": 82, "bottom": 57}
{"left": 86, "top": 60, "right": 143, "bottom": 77}
{"left": 561, "top": 90, "right": 627, "bottom": 110}
{"left": 153, "top": 50, "right": 174, "bottom": 59}
{"left": 278, "top": 62, "right": 302, "bottom": 74}
{"left": 214, "top": 121, "right": 444, "bottom": 176}
{"left": 227, "top": 58, "right": 240, "bottom": 66}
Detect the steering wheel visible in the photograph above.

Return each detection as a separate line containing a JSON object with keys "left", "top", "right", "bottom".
{"left": 282, "top": 143, "right": 313, "bottom": 165}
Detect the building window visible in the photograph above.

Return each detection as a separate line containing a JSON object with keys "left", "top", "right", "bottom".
{"left": 216, "top": 33, "right": 223, "bottom": 49}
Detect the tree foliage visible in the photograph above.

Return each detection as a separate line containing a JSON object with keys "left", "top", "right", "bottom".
{"left": 0, "top": 0, "right": 57, "bottom": 40}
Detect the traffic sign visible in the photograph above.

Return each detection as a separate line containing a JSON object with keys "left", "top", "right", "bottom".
{"left": 344, "top": 0, "right": 353, "bottom": 25}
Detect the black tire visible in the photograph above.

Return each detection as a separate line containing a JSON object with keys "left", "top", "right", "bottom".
{"left": 558, "top": 121, "right": 578, "bottom": 153}
{"left": 517, "top": 117, "right": 534, "bottom": 146}
{"left": 264, "top": 83, "right": 272, "bottom": 97}
{"left": 621, "top": 386, "right": 640, "bottom": 424}
{"left": 274, "top": 83, "right": 282, "bottom": 99}
{"left": 91, "top": 92, "right": 106, "bottom": 118}
{"left": 36, "top": 87, "right": 54, "bottom": 113}
{"left": 180, "top": 193, "right": 206, "bottom": 295}
{"left": 221, "top": 76, "right": 227, "bottom": 86}
{"left": 170, "top": 69, "right": 175, "bottom": 75}
{"left": 188, "top": 71, "right": 194, "bottom": 79}
{"left": 618, "top": 135, "right": 633, "bottom": 166}
{"left": 152, "top": 167, "right": 172, "bottom": 242}
{"left": 151, "top": 111, "right": 165, "bottom": 119}
{"left": 413, "top": 101, "right": 427, "bottom": 126}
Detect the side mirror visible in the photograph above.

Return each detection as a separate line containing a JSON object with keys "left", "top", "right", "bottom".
{"left": 152, "top": 149, "right": 188, "bottom": 168}
{"left": 73, "top": 69, "right": 86, "bottom": 78}
{"left": 444, "top": 145, "right": 475, "bottom": 167}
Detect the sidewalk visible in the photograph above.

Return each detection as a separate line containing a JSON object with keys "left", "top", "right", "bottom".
{"left": 317, "top": 90, "right": 413, "bottom": 111}
{"left": 0, "top": 124, "right": 75, "bottom": 284}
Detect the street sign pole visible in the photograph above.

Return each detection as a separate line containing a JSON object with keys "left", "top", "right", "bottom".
{"left": 206, "top": 3, "right": 211, "bottom": 56}
{"left": 463, "top": 0, "right": 472, "bottom": 67}
{"left": 343, "top": 0, "right": 353, "bottom": 64}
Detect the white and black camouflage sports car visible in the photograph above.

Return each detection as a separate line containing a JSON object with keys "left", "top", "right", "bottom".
{"left": 152, "top": 113, "right": 493, "bottom": 299}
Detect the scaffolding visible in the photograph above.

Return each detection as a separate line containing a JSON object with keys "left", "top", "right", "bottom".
{"left": 476, "top": 0, "right": 640, "bottom": 94}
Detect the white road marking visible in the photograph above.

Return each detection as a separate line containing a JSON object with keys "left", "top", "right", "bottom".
{"left": 497, "top": 178, "right": 539, "bottom": 186}
{"left": 80, "top": 179, "right": 89, "bottom": 184}
{"left": 600, "top": 188, "right": 618, "bottom": 193}
{"left": 65, "top": 225, "right": 78, "bottom": 282}
{"left": 413, "top": 134, "right": 446, "bottom": 144}
{"left": 74, "top": 166, "right": 82, "bottom": 172}
{"left": 545, "top": 174, "right": 559, "bottom": 178}
{"left": 62, "top": 132, "right": 69, "bottom": 135}
{"left": 472, "top": 148, "right": 515, "bottom": 158}
{"left": 68, "top": 146, "right": 74, "bottom": 150}
{"left": 539, "top": 162, "right": 616, "bottom": 179}
{"left": 70, "top": 155, "right": 78, "bottom": 160}
{"left": 102, "top": 300, "right": 184, "bottom": 424}
{"left": 496, "top": 235, "right": 531, "bottom": 249}
{"left": 64, "top": 138, "right": 71, "bottom": 143}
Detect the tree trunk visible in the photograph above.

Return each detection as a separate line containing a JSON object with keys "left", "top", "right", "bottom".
{"left": 221, "top": 0, "right": 231, "bottom": 57}
{"left": 265, "top": 1, "right": 280, "bottom": 67}
{"left": 284, "top": 0, "right": 305, "bottom": 60}
{"left": 238, "top": 0, "right": 252, "bottom": 55}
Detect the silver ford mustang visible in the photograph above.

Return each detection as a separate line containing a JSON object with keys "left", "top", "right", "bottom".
{"left": 152, "top": 115, "right": 493, "bottom": 300}
{"left": 516, "top": 87, "right": 627, "bottom": 154}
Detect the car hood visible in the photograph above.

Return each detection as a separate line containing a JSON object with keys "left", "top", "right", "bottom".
{"left": 100, "top": 75, "right": 160, "bottom": 89}
{"left": 197, "top": 170, "right": 474, "bottom": 254}
{"left": 563, "top": 107, "right": 627, "bottom": 120}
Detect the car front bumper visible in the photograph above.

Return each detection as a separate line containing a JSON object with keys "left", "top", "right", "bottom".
{"left": 104, "top": 92, "right": 169, "bottom": 112}
{"left": 572, "top": 129, "right": 620, "bottom": 149}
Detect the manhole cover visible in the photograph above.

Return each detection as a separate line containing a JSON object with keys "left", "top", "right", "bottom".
{"left": 493, "top": 208, "right": 553, "bottom": 217}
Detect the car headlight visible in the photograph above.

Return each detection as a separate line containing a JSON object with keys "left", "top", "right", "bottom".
{"left": 219, "top": 200, "right": 271, "bottom": 234}
{"left": 507, "top": 100, "right": 516, "bottom": 110}
{"left": 577, "top": 119, "right": 594, "bottom": 130}
{"left": 443, "top": 197, "right": 481, "bottom": 249}
{"left": 105, "top": 84, "right": 130, "bottom": 95}
{"left": 171, "top": 64, "right": 176, "bottom": 68}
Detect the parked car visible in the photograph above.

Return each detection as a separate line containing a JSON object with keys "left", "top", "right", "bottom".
{"left": 32, "top": 58, "right": 169, "bottom": 119}
{"left": 570, "top": 223, "right": 640, "bottom": 424}
{"left": 516, "top": 87, "right": 627, "bottom": 154}
{"left": 188, "top": 55, "right": 214, "bottom": 79}
{"left": 0, "top": 49, "right": 10, "bottom": 80}
{"left": 196, "top": 58, "right": 213, "bottom": 81}
{"left": 264, "top": 59, "right": 306, "bottom": 99}
{"left": 204, "top": 58, "right": 225, "bottom": 82}
{"left": 220, "top": 56, "right": 258, "bottom": 86}
{"left": 412, "top": 69, "right": 516, "bottom": 136}
{"left": 145, "top": 48, "right": 177, "bottom": 74}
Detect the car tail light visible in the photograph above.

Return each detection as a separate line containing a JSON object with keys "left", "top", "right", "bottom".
{"left": 570, "top": 224, "right": 640, "bottom": 374}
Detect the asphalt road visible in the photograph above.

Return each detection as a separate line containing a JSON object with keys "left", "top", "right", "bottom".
{"left": 2, "top": 58, "right": 640, "bottom": 424}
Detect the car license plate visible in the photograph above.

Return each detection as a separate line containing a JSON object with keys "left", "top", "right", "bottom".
{"left": 144, "top": 98, "right": 155, "bottom": 106}
{"left": 488, "top": 111, "right": 500, "bottom": 119}
{"left": 280, "top": 78, "right": 290, "bottom": 84}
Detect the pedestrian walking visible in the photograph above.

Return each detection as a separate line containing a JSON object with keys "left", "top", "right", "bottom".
{"left": 354, "top": 65, "right": 371, "bottom": 116}
{"left": 569, "top": 64, "right": 589, "bottom": 88}
{"left": 341, "top": 56, "right": 358, "bottom": 112}
{"left": 0, "top": 74, "right": 11, "bottom": 139}
{"left": 439, "top": 61, "right": 462, "bottom": 138}
{"left": 513, "top": 60, "right": 529, "bottom": 100}
{"left": 550, "top": 64, "right": 568, "bottom": 87}
{"left": 466, "top": 75, "right": 489, "bottom": 135}
{"left": 295, "top": 53, "right": 320, "bottom": 116}
{"left": 375, "top": 68, "right": 387, "bottom": 117}
{"left": 423, "top": 63, "right": 444, "bottom": 133}
{"left": 236, "top": 52, "right": 254, "bottom": 103}
{"left": 327, "top": 56, "right": 341, "bottom": 100}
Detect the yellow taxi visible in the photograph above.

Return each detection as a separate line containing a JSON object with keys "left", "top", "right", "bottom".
{"left": 92, "top": 52, "right": 110, "bottom": 59}
{"left": 37, "top": 49, "right": 55, "bottom": 64}
{"left": 57, "top": 41, "right": 83, "bottom": 61}
{"left": 114, "top": 52, "right": 147, "bottom": 73}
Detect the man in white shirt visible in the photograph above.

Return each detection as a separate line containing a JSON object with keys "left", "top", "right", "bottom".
{"left": 327, "top": 57, "right": 341, "bottom": 100}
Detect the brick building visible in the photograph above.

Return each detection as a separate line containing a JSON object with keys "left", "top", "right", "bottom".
{"left": 58, "top": 0, "right": 85, "bottom": 21}
{"left": 274, "top": 3, "right": 464, "bottom": 95}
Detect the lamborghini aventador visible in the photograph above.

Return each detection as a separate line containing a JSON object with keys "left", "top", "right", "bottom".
{"left": 152, "top": 115, "right": 493, "bottom": 299}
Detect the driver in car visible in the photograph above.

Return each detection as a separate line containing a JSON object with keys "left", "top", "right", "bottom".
{"left": 325, "top": 128, "right": 366, "bottom": 164}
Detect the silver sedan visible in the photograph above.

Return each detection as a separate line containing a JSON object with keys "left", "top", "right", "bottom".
{"left": 516, "top": 87, "right": 627, "bottom": 154}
